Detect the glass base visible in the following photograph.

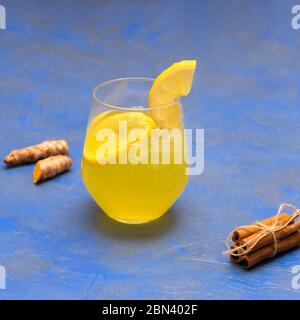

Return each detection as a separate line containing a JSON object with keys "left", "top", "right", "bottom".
{"left": 112, "top": 217, "right": 158, "bottom": 225}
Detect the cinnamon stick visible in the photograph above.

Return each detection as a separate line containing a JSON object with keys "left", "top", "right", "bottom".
{"left": 232, "top": 213, "right": 291, "bottom": 242}
{"left": 239, "top": 220, "right": 300, "bottom": 254}
{"left": 230, "top": 245, "right": 244, "bottom": 264}
{"left": 242, "top": 231, "right": 300, "bottom": 269}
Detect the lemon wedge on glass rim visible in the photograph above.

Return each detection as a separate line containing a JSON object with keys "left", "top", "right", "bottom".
{"left": 149, "top": 60, "right": 197, "bottom": 129}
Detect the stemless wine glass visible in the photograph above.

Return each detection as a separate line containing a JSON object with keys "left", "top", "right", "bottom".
{"left": 81, "top": 78, "right": 189, "bottom": 224}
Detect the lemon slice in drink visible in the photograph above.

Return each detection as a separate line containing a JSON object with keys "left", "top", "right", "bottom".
{"left": 149, "top": 60, "right": 197, "bottom": 129}
{"left": 83, "top": 111, "right": 156, "bottom": 164}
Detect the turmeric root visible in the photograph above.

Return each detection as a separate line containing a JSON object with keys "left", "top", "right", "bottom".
{"left": 4, "top": 140, "right": 69, "bottom": 167}
{"left": 33, "top": 155, "right": 72, "bottom": 184}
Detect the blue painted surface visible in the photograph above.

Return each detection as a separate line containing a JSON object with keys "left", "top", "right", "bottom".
{"left": 0, "top": 0, "right": 300, "bottom": 299}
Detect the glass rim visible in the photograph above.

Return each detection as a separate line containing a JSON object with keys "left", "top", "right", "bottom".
{"left": 92, "top": 77, "right": 179, "bottom": 111}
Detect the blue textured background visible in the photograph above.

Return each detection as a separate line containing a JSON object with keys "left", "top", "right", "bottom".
{"left": 1, "top": 0, "right": 300, "bottom": 299}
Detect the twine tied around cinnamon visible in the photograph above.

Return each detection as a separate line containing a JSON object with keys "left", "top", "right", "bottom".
{"left": 224, "top": 203, "right": 300, "bottom": 257}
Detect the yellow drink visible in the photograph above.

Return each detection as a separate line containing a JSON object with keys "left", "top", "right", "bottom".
{"left": 82, "top": 60, "right": 196, "bottom": 224}
{"left": 81, "top": 110, "right": 188, "bottom": 223}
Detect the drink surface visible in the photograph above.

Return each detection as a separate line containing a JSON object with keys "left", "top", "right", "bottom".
{"left": 81, "top": 110, "right": 189, "bottom": 223}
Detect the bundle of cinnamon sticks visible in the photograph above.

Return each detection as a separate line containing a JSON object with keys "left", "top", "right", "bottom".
{"left": 226, "top": 211, "right": 300, "bottom": 269}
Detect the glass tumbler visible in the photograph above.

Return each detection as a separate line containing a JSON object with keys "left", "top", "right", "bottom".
{"left": 81, "top": 78, "right": 189, "bottom": 224}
